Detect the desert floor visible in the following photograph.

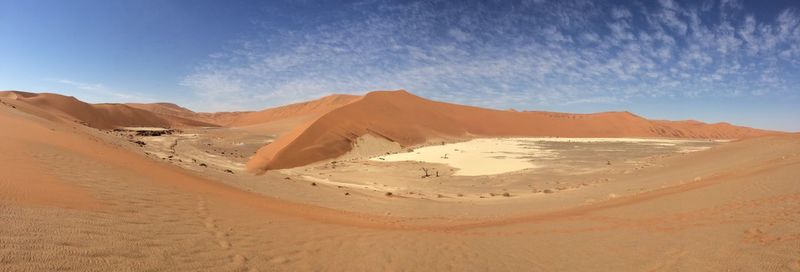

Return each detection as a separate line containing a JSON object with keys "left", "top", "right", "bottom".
{"left": 1, "top": 103, "right": 799, "bottom": 271}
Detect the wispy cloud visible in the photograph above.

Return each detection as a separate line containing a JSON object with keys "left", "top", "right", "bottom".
{"left": 51, "top": 79, "right": 152, "bottom": 102}
{"left": 182, "top": 0, "right": 800, "bottom": 111}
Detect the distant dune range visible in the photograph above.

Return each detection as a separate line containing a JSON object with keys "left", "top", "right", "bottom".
{"left": 126, "top": 94, "right": 359, "bottom": 128}
{"left": 0, "top": 90, "right": 781, "bottom": 173}
{"left": 0, "top": 91, "right": 212, "bottom": 129}
{"left": 243, "top": 90, "right": 780, "bottom": 172}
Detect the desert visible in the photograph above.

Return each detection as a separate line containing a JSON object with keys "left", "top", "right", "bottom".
{"left": 3, "top": 1, "right": 800, "bottom": 271}
{"left": 1, "top": 89, "right": 799, "bottom": 271}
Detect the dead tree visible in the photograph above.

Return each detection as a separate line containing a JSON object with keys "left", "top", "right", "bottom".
{"left": 421, "top": 168, "right": 431, "bottom": 178}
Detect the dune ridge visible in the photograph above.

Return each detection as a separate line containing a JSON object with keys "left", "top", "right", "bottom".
{"left": 2, "top": 90, "right": 358, "bottom": 130}
{"left": 246, "top": 90, "right": 780, "bottom": 172}
{"left": 1, "top": 89, "right": 780, "bottom": 173}
{"left": 1, "top": 90, "right": 178, "bottom": 129}
{"left": 125, "top": 102, "right": 244, "bottom": 127}
{"left": 225, "top": 94, "right": 360, "bottom": 127}
{"left": 126, "top": 94, "right": 360, "bottom": 128}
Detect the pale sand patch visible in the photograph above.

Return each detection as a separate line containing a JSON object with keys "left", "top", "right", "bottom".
{"left": 371, "top": 137, "right": 719, "bottom": 176}
{"left": 338, "top": 134, "right": 402, "bottom": 161}
{"left": 371, "top": 138, "right": 546, "bottom": 176}
{"left": 511, "top": 137, "right": 730, "bottom": 143}
{"left": 117, "top": 126, "right": 172, "bottom": 131}
{"left": 679, "top": 146, "right": 713, "bottom": 153}
{"left": 301, "top": 175, "right": 403, "bottom": 192}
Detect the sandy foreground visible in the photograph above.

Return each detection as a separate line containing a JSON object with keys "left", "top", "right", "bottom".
{"left": 1, "top": 103, "right": 800, "bottom": 271}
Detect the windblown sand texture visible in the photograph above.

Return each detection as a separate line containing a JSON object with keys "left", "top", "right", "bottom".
{"left": 1, "top": 89, "right": 797, "bottom": 271}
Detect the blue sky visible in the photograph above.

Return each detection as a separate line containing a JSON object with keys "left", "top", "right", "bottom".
{"left": 1, "top": 0, "right": 799, "bottom": 131}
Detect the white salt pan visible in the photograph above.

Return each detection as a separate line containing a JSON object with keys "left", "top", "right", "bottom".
{"left": 371, "top": 137, "right": 718, "bottom": 176}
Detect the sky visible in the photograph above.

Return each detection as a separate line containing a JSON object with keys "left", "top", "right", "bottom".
{"left": 1, "top": 0, "right": 799, "bottom": 131}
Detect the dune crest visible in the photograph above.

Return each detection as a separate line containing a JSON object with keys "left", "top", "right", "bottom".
{"left": 246, "top": 90, "right": 780, "bottom": 172}
{"left": 1, "top": 90, "right": 176, "bottom": 129}
{"left": 2, "top": 90, "right": 359, "bottom": 130}
{"left": 226, "top": 94, "right": 360, "bottom": 127}
{"left": 126, "top": 94, "right": 359, "bottom": 128}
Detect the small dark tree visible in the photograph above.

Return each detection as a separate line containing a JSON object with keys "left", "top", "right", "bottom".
{"left": 421, "top": 168, "right": 431, "bottom": 178}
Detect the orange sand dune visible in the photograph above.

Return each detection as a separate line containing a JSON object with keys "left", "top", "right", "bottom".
{"left": 126, "top": 102, "right": 244, "bottom": 127}
{"left": 125, "top": 102, "right": 196, "bottom": 117}
{"left": 0, "top": 93, "right": 395, "bottom": 228}
{"left": 247, "top": 90, "right": 780, "bottom": 172}
{"left": 2, "top": 90, "right": 356, "bottom": 131}
{"left": 127, "top": 94, "right": 359, "bottom": 129}
{"left": 225, "top": 94, "right": 360, "bottom": 127}
{"left": 1, "top": 89, "right": 780, "bottom": 173}
{"left": 0, "top": 90, "right": 175, "bottom": 129}
{"left": 2, "top": 89, "right": 799, "bottom": 271}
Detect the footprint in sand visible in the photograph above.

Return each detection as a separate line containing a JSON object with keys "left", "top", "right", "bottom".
{"left": 196, "top": 197, "right": 252, "bottom": 269}
{"left": 232, "top": 254, "right": 247, "bottom": 265}
{"left": 196, "top": 200, "right": 209, "bottom": 218}
{"left": 745, "top": 227, "right": 762, "bottom": 237}
{"left": 218, "top": 240, "right": 231, "bottom": 249}
{"left": 204, "top": 217, "right": 217, "bottom": 230}
{"left": 269, "top": 256, "right": 290, "bottom": 264}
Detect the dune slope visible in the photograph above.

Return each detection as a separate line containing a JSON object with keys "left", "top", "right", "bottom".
{"left": 0, "top": 91, "right": 220, "bottom": 128}
{"left": 2, "top": 90, "right": 799, "bottom": 271}
{"left": 126, "top": 102, "right": 243, "bottom": 127}
{"left": 127, "top": 94, "right": 359, "bottom": 130}
{"left": 247, "top": 90, "right": 779, "bottom": 172}
{"left": 226, "top": 94, "right": 360, "bottom": 127}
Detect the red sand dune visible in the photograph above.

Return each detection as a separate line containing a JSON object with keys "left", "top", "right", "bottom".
{"left": 125, "top": 102, "right": 240, "bottom": 127}
{"left": 127, "top": 94, "right": 359, "bottom": 128}
{"left": 219, "top": 94, "right": 360, "bottom": 127}
{"left": 0, "top": 91, "right": 213, "bottom": 129}
{"left": 1, "top": 89, "right": 780, "bottom": 173}
{"left": 125, "top": 102, "right": 196, "bottom": 117}
{"left": 2, "top": 90, "right": 357, "bottom": 130}
{"left": 246, "top": 90, "right": 780, "bottom": 172}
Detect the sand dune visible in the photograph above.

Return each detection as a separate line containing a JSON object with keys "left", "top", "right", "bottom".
{"left": 125, "top": 102, "right": 196, "bottom": 116}
{"left": 247, "top": 90, "right": 779, "bottom": 172}
{"left": 127, "top": 94, "right": 359, "bottom": 136}
{"left": 1, "top": 90, "right": 216, "bottom": 129}
{"left": 0, "top": 90, "right": 336, "bottom": 130}
{"left": 2, "top": 90, "right": 799, "bottom": 271}
{"left": 1, "top": 89, "right": 780, "bottom": 174}
{"left": 126, "top": 102, "right": 245, "bottom": 127}
{"left": 1, "top": 90, "right": 357, "bottom": 131}
{"left": 225, "top": 94, "right": 360, "bottom": 127}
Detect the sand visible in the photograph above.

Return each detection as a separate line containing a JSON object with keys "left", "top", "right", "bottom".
{"left": 372, "top": 138, "right": 543, "bottom": 176}
{"left": 1, "top": 91, "right": 799, "bottom": 271}
{"left": 246, "top": 90, "right": 779, "bottom": 172}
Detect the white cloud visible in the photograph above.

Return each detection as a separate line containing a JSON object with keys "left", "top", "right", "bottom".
{"left": 181, "top": 0, "right": 800, "bottom": 111}
{"left": 52, "top": 79, "right": 148, "bottom": 102}
{"left": 610, "top": 7, "right": 632, "bottom": 20}
{"left": 447, "top": 28, "right": 471, "bottom": 42}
